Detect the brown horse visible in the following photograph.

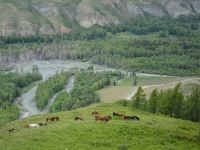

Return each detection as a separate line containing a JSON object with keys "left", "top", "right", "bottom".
{"left": 91, "top": 111, "right": 100, "bottom": 116}
{"left": 113, "top": 112, "right": 124, "bottom": 117}
{"left": 75, "top": 117, "right": 83, "bottom": 121}
{"left": 95, "top": 116, "right": 112, "bottom": 122}
{"left": 46, "top": 116, "right": 59, "bottom": 122}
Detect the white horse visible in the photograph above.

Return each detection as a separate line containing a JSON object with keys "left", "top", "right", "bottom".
{"left": 29, "top": 124, "right": 40, "bottom": 128}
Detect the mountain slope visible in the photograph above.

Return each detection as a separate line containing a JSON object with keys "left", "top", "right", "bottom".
{"left": 0, "top": 102, "right": 199, "bottom": 150}
{"left": 0, "top": 0, "right": 200, "bottom": 36}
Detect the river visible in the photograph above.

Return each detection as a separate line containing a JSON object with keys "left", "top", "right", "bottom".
{"left": 15, "top": 60, "right": 115, "bottom": 118}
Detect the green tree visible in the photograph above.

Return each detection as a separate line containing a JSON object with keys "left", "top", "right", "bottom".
{"left": 132, "top": 87, "right": 146, "bottom": 109}
{"left": 133, "top": 75, "right": 137, "bottom": 86}
{"left": 148, "top": 89, "right": 158, "bottom": 114}
{"left": 185, "top": 88, "right": 200, "bottom": 122}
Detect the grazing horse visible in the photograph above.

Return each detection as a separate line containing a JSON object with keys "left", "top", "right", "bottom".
{"left": 91, "top": 111, "right": 100, "bottom": 116}
{"left": 46, "top": 116, "right": 59, "bottom": 122}
{"left": 95, "top": 116, "right": 112, "bottom": 122}
{"left": 8, "top": 128, "right": 14, "bottom": 136}
{"left": 39, "top": 122, "right": 48, "bottom": 127}
{"left": 113, "top": 112, "right": 124, "bottom": 117}
{"left": 124, "top": 115, "right": 140, "bottom": 121}
{"left": 29, "top": 124, "right": 40, "bottom": 128}
{"left": 132, "top": 115, "right": 140, "bottom": 121}
{"left": 75, "top": 117, "right": 83, "bottom": 121}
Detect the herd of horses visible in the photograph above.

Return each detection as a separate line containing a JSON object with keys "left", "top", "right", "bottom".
{"left": 92, "top": 111, "right": 140, "bottom": 122}
{"left": 7, "top": 111, "right": 140, "bottom": 136}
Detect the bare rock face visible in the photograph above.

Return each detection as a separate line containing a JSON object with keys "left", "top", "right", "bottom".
{"left": 192, "top": 0, "right": 200, "bottom": 13}
{"left": 165, "top": 0, "right": 193, "bottom": 17}
{"left": 0, "top": 0, "right": 199, "bottom": 36}
{"left": 76, "top": 0, "right": 119, "bottom": 27}
{"left": 137, "top": 1, "right": 166, "bottom": 16}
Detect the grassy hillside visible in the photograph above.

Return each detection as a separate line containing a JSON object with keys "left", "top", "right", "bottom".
{"left": 0, "top": 0, "right": 199, "bottom": 36}
{"left": 0, "top": 102, "right": 199, "bottom": 150}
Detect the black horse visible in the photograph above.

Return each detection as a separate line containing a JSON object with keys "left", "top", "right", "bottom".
{"left": 39, "top": 122, "right": 48, "bottom": 126}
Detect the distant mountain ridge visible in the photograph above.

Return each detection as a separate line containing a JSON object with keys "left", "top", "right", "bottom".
{"left": 0, "top": 0, "right": 200, "bottom": 36}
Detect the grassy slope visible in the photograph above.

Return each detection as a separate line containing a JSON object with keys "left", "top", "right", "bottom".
{"left": 0, "top": 102, "right": 199, "bottom": 150}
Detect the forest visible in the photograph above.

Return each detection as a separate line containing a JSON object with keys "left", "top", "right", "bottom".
{"left": 1, "top": 14, "right": 200, "bottom": 76}
{"left": 35, "top": 71, "right": 72, "bottom": 110}
{"left": 50, "top": 69, "right": 123, "bottom": 112}
{"left": 132, "top": 83, "right": 200, "bottom": 122}
{"left": 0, "top": 69, "right": 42, "bottom": 125}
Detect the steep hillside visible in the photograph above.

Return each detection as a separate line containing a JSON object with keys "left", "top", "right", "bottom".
{"left": 0, "top": 0, "right": 200, "bottom": 36}
{"left": 0, "top": 102, "right": 199, "bottom": 150}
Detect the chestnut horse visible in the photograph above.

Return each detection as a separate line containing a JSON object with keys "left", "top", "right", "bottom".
{"left": 95, "top": 116, "right": 112, "bottom": 122}
{"left": 46, "top": 116, "right": 59, "bottom": 122}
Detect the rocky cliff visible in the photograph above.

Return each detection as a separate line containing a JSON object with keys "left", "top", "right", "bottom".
{"left": 0, "top": 0, "right": 199, "bottom": 36}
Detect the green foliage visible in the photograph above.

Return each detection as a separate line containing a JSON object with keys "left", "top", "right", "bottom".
{"left": 1, "top": 14, "right": 200, "bottom": 76}
{"left": 50, "top": 91, "right": 73, "bottom": 112}
{"left": 35, "top": 71, "right": 71, "bottom": 110}
{"left": 0, "top": 71, "right": 42, "bottom": 125}
{"left": 148, "top": 89, "right": 158, "bottom": 114}
{"left": 123, "top": 100, "right": 128, "bottom": 107}
{"left": 0, "top": 104, "right": 20, "bottom": 126}
{"left": 132, "top": 87, "right": 146, "bottom": 109}
{"left": 144, "top": 83, "right": 200, "bottom": 122}
{"left": 51, "top": 70, "right": 123, "bottom": 112}
{"left": 183, "top": 88, "right": 200, "bottom": 122}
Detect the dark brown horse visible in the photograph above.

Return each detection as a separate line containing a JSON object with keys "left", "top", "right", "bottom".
{"left": 46, "top": 116, "right": 59, "bottom": 122}
{"left": 124, "top": 115, "right": 140, "bottom": 121}
{"left": 8, "top": 128, "right": 14, "bottom": 136}
{"left": 113, "top": 112, "right": 124, "bottom": 117}
{"left": 91, "top": 111, "right": 100, "bottom": 116}
{"left": 75, "top": 117, "right": 83, "bottom": 121}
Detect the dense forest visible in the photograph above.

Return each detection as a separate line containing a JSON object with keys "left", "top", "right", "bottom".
{"left": 132, "top": 84, "right": 200, "bottom": 122}
{"left": 1, "top": 14, "right": 200, "bottom": 76}
{"left": 0, "top": 69, "right": 42, "bottom": 125}
{"left": 35, "top": 71, "right": 72, "bottom": 110}
{"left": 50, "top": 69, "right": 123, "bottom": 112}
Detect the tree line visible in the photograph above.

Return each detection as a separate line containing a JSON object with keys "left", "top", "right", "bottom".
{"left": 35, "top": 71, "right": 72, "bottom": 110}
{"left": 1, "top": 14, "right": 200, "bottom": 76}
{"left": 0, "top": 69, "right": 42, "bottom": 125}
{"left": 132, "top": 84, "right": 200, "bottom": 122}
{"left": 50, "top": 69, "right": 123, "bottom": 112}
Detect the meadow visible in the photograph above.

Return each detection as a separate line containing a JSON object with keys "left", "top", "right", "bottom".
{"left": 0, "top": 102, "right": 199, "bottom": 150}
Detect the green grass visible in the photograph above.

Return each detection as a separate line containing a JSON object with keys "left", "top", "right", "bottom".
{"left": 118, "top": 76, "right": 186, "bottom": 86}
{"left": 0, "top": 102, "right": 199, "bottom": 150}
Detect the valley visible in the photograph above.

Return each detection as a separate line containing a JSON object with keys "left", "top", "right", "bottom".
{"left": 0, "top": 1, "right": 200, "bottom": 149}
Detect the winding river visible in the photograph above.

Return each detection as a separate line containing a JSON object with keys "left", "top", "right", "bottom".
{"left": 15, "top": 60, "right": 114, "bottom": 118}
{"left": 13, "top": 60, "right": 169, "bottom": 119}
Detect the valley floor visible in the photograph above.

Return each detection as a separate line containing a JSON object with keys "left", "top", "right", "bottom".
{"left": 0, "top": 102, "right": 199, "bottom": 150}
{"left": 98, "top": 76, "right": 200, "bottom": 102}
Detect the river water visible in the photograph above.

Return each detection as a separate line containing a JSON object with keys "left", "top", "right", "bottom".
{"left": 14, "top": 60, "right": 167, "bottom": 119}
{"left": 15, "top": 60, "right": 115, "bottom": 118}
